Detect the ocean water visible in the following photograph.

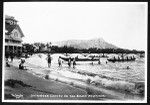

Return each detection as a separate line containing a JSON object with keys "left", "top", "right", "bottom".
{"left": 25, "top": 53, "right": 145, "bottom": 94}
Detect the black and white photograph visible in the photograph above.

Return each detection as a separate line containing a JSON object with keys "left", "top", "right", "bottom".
{"left": 2, "top": 2, "right": 147, "bottom": 103}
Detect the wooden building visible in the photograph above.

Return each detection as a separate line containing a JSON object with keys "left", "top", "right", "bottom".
{"left": 5, "top": 15, "right": 24, "bottom": 57}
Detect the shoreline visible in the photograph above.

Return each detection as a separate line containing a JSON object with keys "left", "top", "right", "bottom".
{"left": 26, "top": 60, "right": 144, "bottom": 98}
{"left": 3, "top": 58, "right": 144, "bottom": 100}
{"left": 4, "top": 64, "right": 107, "bottom": 100}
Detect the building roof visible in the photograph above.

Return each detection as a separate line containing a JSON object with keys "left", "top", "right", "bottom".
{"left": 5, "top": 15, "right": 18, "bottom": 22}
{"left": 5, "top": 22, "right": 24, "bottom": 37}
{"left": 16, "top": 25, "right": 24, "bottom": 37}
{"left": 5, "top": 22, "right": 16, "bottom": 35}
{"left": 5, "top": 15, "right": 24, "bottom": 37}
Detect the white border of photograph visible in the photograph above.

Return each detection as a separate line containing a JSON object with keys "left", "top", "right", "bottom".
{"left": 2, "top": 2, "right": 148, "bottom": 103}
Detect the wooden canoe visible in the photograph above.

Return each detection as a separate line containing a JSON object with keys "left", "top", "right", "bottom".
{"left": 60, "top": 56, "right": 99, "bottom": 62}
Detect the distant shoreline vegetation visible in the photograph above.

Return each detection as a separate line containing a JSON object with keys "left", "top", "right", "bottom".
{"left": 22, "top": 43, "right": 145, "bottom": 54}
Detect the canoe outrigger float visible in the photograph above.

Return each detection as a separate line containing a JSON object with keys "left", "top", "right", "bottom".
{"left": 107, "top": 57, "right": 136, "bottom": 63}
{"left": 60, "top": 56, "right": 99, "bottom": 62}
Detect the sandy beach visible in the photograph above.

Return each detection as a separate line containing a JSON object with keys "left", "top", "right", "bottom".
{"left": 3, "top": 57, "right": 144, "bottom": 101}
{"left": 4, "top": 65, "right": 88, "bottom": 100}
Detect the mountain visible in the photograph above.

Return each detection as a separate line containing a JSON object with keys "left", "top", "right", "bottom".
{"left": 53, "top": 38, "right": 119, "bottom": 49}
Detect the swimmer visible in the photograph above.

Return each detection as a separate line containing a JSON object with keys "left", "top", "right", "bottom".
{"left": 127, "top": 66, "right": 130, "bottom": 69}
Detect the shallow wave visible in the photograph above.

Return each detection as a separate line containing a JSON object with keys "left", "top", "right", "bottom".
{"left": 25, "top": 53, "right": 145, "bottom": 95}
{"left": 92, "top": 76, "right": 135, "bottom": 92}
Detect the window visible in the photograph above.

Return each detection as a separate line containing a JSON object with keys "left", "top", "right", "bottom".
{"left": 14, "top": 32, "right": 18, "bottom": 37}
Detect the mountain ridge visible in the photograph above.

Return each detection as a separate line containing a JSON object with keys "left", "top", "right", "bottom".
{"left": 53, "top": 38, "right": 119, "bottom": 49}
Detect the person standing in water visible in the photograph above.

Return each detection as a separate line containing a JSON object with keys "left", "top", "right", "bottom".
{"left": 133, "top": 55, "right": 135, "bottom": 59}
{"left": 106, "top": 61, "right": 108, "bottom": 64}
{"left": 68, "top": 57, "right": 71, "bottom": 67}
{"left": 126, "top": 56, "right": 129, "bottom": 61}
{"left": 47, "top": 54, "right": 52, "bottom": 68}
{"left": 73, "top": 58, "right": 76, "bottom": 68}
{"left": 91, "top": 56, "right": 94, "bottom": 65}
{"left": 58, "top": 56, "right": 62, "bottom": 67}
{"left": 118, "top": 56, "right": 120, "bottom": 60}
{"left": 98, "top": 57, "right": 101, "bottom": 64}
{"left": 127, "top": 66, "right": 130, "bottom": 69}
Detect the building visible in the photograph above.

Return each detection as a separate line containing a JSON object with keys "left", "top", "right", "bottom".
{"left": 5, "top": 15, "right": 24, "bottom": 57}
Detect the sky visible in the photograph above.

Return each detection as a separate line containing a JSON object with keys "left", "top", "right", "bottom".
{"left": 4, "top": 2, "right": 147, "bottom": 50}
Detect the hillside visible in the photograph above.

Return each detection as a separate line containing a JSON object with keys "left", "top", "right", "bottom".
{"left": 53, "top": 38, "right": 118, "bottom": 49}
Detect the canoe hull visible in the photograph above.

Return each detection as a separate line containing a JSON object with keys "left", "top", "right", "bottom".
{"left": 107, "top": 58, "right": 136, "bottom": 62}
{"left": 60, "top": 56, "right": 99, "bottom": 62}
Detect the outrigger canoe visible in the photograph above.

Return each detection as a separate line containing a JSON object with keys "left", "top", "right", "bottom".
{"left": 60, "top": 56, "right": 99, "bottom": 62}
{"left": 107, "top": 58, "right": 136, "bottom": 62}
{"left": 88, "top": 55, "right": 108, "bottom": 58}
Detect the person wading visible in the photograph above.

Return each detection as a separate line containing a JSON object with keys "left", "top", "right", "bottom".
{"left": 73, "top": 58, "right": 76, "bottom": 68}
{"left": 68, "top": 57, "right": 71, "bottom": 67}
{"left": 91, "top": 56, "right": 94, "bottom": 65}
{"left": 47, "top": 54, "right": 52, "bottom": 68}
{"left": 98, "top": 57, "right": 101, "bottom": 64}
{"left": 58, "top": 56, "right": 62, "bottom": 67}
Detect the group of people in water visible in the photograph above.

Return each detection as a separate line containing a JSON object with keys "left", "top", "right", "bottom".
{"left": 113, "top": 55, "right": 135, "bottom": 61}
{"left": 67, "top": 57, "right": 76, "bottom": 68}
{"left": 47, "top": 54, "right": 77, "bottom": 68}
{"left": 19, "top": 54, "right": 135, "bottom": 70}
{"left": 5, "top": 52, "right": 136, "bottom": 71}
